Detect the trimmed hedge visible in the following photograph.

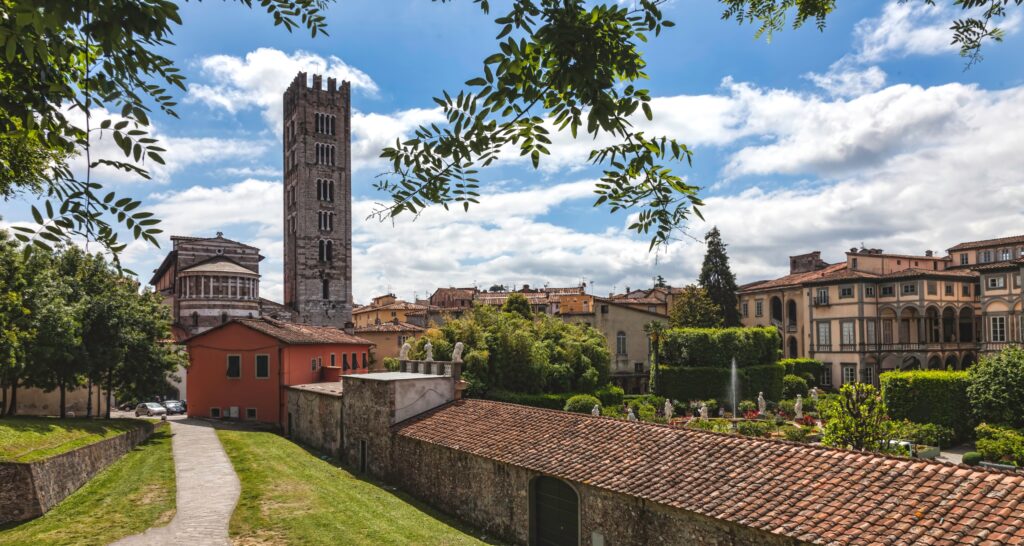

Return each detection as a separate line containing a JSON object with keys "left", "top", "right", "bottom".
{"left": 782, "top": 374, "right": 809, "bottom": 399}
{"left": 485, "top": 390, "right": 574, "bottom": 410}
{"left": 880, "top": 370, "right": 972, "bottom": 441}
{"left": 660, "top": 327, "right": 780, "bottom": 368}
{"left": 658, "top": 363, "right": 784, "bottom": 403}
{"left": 779, "top": 358, "right": 824, "bottom": 386}
{"left": 594, "top": 385, "right": 625, "bottom": 407}
{"left": 564, "top": 394, "right": 601, "bottom": 413}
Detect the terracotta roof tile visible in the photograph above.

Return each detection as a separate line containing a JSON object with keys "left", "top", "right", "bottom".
{"left": 186, "top": 317, "right": 372, "bottom": 345}
{"left": 355, "top": 321, "right": 424, "bottom": 334}
{"left": 395, "top": 400, "right": 1024, "bottom": 544}
{"left": 949, "top": 235, "right": 1024, "bottom": 252}
{"left": 739, "top": 262, "right": 848, "bottom": 293}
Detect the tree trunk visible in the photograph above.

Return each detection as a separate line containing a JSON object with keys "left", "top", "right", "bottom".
{"left": 104, "top": 370, "right": 112, "bottom": 419}
{"left": 7, "top": 376, "right": 17, "bottom": 416}
{"left": 59, "top": 381, "right": 66, "bottom": 419}
{"left": 86, "top": 377, "right": 93, "bottom": 418}
{"left": 0, "top": 379, "right": 6, "bottom": 417}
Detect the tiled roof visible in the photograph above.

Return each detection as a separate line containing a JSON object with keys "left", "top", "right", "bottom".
{"left": 949, "top": 234, "right": 1024, "bottom": 252}
{"left": 186, "top": 317, "right": 372, "bottom": 345}
{"left": 738, "top": 262, "right": 848, "bottom": 293}
{"left": 353, "top": 300, "right": 428, "bottom": 314}
{"left": 970, "top": 258, "right": 1024, "bottom": 272}
{"left": 180, "top": 256, "right": 258, "bottom": 276}
{"left": 396, "top": 399, "right": 1024, "bottom": 544}
{"left": 877, "top": 267, "right": 979, "bottom": 280}
{"left": 355, "top": 321, "right": 424, "bottom": 334}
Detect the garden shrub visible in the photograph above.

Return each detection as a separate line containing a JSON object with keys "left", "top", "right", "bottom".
{"left": 660, "top": 327, "right": 779, "bottom": 368}
{"left": 594, "top": 385, "right": 625, "bottom": 407}
{"left": 967, "top": 347, "right": 1024, "bottom": 428}
{"left": 486, "top": 389, "right": 574, "bottom": 410}
{"left": 686, "top": 418, "right": 732, "bottom": 433}
{"left": 782, "top": 374, "right": 809, "bottom": 399}
{"left": 962, "top": 451, "right": 982, "bottom": 466}
{"left": 635, "top": 403, "right": 657, "bottom": 422}
{"left": 892, "top": 420, "right": 955, "bottom": 447}
{"left": 658, "top": 366, "right": 730, "bottom": 402}
{"left": 782, "top": 425, "right": 811, "bottom": 443}
{"left": 382, "top": 357, "right": 400, "bottom": 371}
{"left": 738, "top": 400, "right": 757, "bottom": 413}
{"left": 780, "top": 358, "right": 824, "bottom": 386}
{"left": 881, "top": 370, "right": 971, "bottom": 441}
{"left": 736, "top": 420, "right": 773, "bottom": 438}
{"left": 564, "top": 394, "right": 601, "bottom": 414}
{"left": 741, "top": 363, "right": 785, "bottom": 401}
{"left": 975, "top": 423, "right": 1024, "bottom": 466}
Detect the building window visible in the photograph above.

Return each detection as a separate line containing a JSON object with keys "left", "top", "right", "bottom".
{"left": 754, "top": 300, "right": 763, "bottom": 317}
{"left": 616, "top": 332, "right": 627, "bottom": 355}
{"left": 221, "top": 312, "right": 229, "bottom": 323}
{"left": 866, "top": 320, "right": 877, "bottom": 344}
{"left": 311, "top": 358, "right": 317, "bottom": 372}
{"left": 927, "top": 281, "right": 937, "bottom": 295}
{"left": 839, "top": 286, "right": 853, "bottom": 298}
{"left": 255, "top": 355, "right": 269, "bottom": 378}
{"left": 317, "top": 210, "right": 335, "bottom": 231}
{"left": 862, "top": 365, "right": 874, "bottom": 385}
{"left": 962, "top": 283, "right": 970, "bottom": 297}
{"left": 211, "top": 407, "right": 221, "bottom": 418}
{"left": 1001, "top": 249, "right": 1011, "bottom": 261}
{"left": 821, "top": 366, "right": 833, "bottom": 387}
{"left": 816, "top": 321, "right": 831, "bottom": 348}
{"left": 192, "top": 312, "right": 199, "bottom": 327}
{"left": 980, "top": 250, "right": 993, "bottom": 263}
{"left": 330, "top": 353, "right": 336, "bottom": 367}
{"left": 342, "top": 353, "right": 348, "bottom": 370}
{"left": 246, "top": 408, "right": 257, "bottom": 420}
{"left": 851, "top": 257, "right": 858, "bottom": 269}
{"left": 881, "top": 320, "right": 894, "bottom": 344}
{"left": 960, "top": 253, "right": 968, "bottom": 265}
{"left": 987, "top": 275, "right": 1005, "bottom": 290}
{"left": 351, "top": 353, "right": 357, "bottom": 370}
{"left": 865, "top": 285, "right": 875, "bottom": 297}
{"left": 881, "top": 285, "right": 894, "bottom": 297}
{"left": 318, "top": 239, "right": 333, "bottom": 262}
{"left": 227, "top": 355, "right": 241, "bottom": 378}
{"left": 741, "top": 302, "right": 748, "bottom": 317}
{"left": 901, "top": 283, "right": 917, "bottom": 295}
{"left": 842, "top": 365, "right": 856, "bottom": 385}
{"left": 647, "top": 305, "right": 657, "bottom": 313}
{"left": 322, "top": 279, "right": 330, "bottom": 300}
{"left": 945, "top": 283, "right": 954, "bottom": 296}
{"left": 841, "top": 321, "right": 855, "bottom": 346}
{"left": 991, "top": 316, "right": 1007, "bottom": 342}
{"left": 362, "top": 353, "right": 368, "bottom": 368}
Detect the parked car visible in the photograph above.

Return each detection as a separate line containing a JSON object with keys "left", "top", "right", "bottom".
{"left": 162, "top": 400, "right": 185, "bottom": 415}
{"left": 135, "top": 402, "right": 167, "bottom": 417}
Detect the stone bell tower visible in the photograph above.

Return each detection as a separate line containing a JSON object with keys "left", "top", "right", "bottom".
{"left": 282, "top": 72, "right": 353, "bottom": 327}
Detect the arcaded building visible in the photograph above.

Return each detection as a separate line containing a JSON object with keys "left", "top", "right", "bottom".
{"left": 738, "top": 235, "right": 1024, "bottom": 388}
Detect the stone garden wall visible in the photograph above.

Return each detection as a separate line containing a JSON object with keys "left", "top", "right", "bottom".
{"left": 0, "top": 421, "right": 154, "bottom": 524}
{"left": 389, "top": 435, "right": 808, "bottom": 546}
{"left": 286, "top": 387, "right": 343, "bottom": 459}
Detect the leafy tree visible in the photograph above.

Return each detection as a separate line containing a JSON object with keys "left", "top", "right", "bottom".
{"left": 0, "top": 0, "right": 332, "bottom": 259}
{"left": 0, "top": 231, "right": 32, "bottom": 416}
{"left": 502, "top": 292, "right": 532, "bottom": 319}
{"left": 668, "top": 285, "right": 723, "bottom": 328}
{"left": 488, "top": 284, "right": 506, "bottom": 292}
{"left": 698, "top": 227, "right": 740, "bottom": 327}
{"left": 720, "top": 0, "right": 1020, "bottom": 65}
{"left": 654, "top": 275, "right": 667, "bottom": 288}
{"left": 967, "top": 347, "right": 1024, "bottom": 428}
{"left": 821, "top": 382, "right": 895, "bottom": 452}
{"left": 643, "top": 320, "right": 667, "bottom": 395}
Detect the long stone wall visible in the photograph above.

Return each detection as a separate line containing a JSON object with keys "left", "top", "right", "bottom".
{"left": 0, "top": 421, "right": 154, "bottom": 524}
{"left": 286, "top": 387, "right": 343, "bottom": 459}
{"left": 389, "top": 435, "right": 807, "bottom": 546}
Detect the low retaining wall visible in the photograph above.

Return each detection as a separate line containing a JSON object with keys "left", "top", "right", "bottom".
{"left": 0, "top": 421, "right": 155, "bottom": 524}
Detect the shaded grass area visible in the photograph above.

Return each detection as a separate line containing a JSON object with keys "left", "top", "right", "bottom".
{"left": 0, "top": 423, "right": 176, "bottom": 545}
{"left": 0, "top": 416, "right": 146, "bottom": 462}
{"left": 218, "top": 429, "right": 500, "bottom": 545}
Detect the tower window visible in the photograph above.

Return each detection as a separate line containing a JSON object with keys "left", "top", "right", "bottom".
{"left": 322, "top": 279, "right": 330, "bottom": 299}
{"left": 318, "top": 240, "right": 333, "bottom": 262}
{"left": 315, "top": 143, "right": 336, "bottom": 166}
{"left": 317, "top": 211, "right": 334, "bottom": 232}
{"left": 192, "top": 312, "right": 199, "bottom": 327}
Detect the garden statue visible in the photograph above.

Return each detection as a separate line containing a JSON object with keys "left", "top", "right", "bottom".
{"left": 810, "top": 387, "right": 818, "bottom": 403}
{"left": 627, "top": 408, "right": 637, "bottom": 422}
{"left": 757, "top": 392, "right": 766, "bottom": 415}
{"left": 424, "top": 340, "right": 434, "bottom": 361}
{"left": 452, "top": 341, "right": 464, "bottom": 363}
{"left": 399, "top": 342, "right": 411, "bottom": 360}
{"left": 794, "top": 394, "right": 803, "bottom": 420}
{"left": 699, "top": 403, "right": 708, "bottom": 420}
{"left": 592, "top": 404, "right": 601, "bottom": 416}
{"left": 664, "top": 400, "right": 674, "bottom": 420}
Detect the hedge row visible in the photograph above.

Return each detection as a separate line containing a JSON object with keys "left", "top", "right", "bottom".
{"left": 779, "top": 358, "right": 824, "bottom": 385}
{"left": 880, "top": 370, "right": 972, "bottom": 441}
{"left": 660, "top": 327, "right": 780, "bottom": 369}
{"left": 658, "top": 363, "right": 785, "bottom": 403}
{"left": 485, "top": 384, "right": 625, "bottom": 410}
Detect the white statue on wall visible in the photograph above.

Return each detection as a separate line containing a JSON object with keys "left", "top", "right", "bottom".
{"left": 699, "top": 402, "right": 708, "bottom": 420}
{"left": 592, "top": 404, "right": 601, "bottom": 416}
{"left": 627, "top": 408, "right": 637, "bottom": 422}
{"left": 664, "top": 399, "right": 674, "bottom": 420}
{"left": 794, "top": 394, "right": 804, "bottom": 420}
{"left": 399, "top": 342, "right": 411, "bottom": 361}
{"left": 809, "top": 387, "right": 818, "bottom": 403}
{"left": 452, "top": 341, "right": 464, "bottom": 363}
{"left": 757, "top": 392, "right": 766, "bottom": 415}
{"left": 424, "top": 340, "right": 434, "bottom": 361}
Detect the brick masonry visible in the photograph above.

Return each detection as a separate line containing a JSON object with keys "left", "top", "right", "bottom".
{"left": 0, "top": 421, "right": 154, "bottom": 524}
{"left": 388, "top": 436, "right": 806, "bottom": 546}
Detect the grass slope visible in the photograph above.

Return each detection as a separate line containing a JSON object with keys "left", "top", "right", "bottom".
{"left": 0, "top": 417, "right": 146, "bottom": 462}
{"left": 0, "top": 423, "right": 176, "bottom": 545}
{"left": 218, "top": 429, "right": 499, "bottom": 545}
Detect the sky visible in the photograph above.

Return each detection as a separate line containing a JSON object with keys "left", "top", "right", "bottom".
{"left": 2, "top": 0, "right": 1024, "bottom": 304}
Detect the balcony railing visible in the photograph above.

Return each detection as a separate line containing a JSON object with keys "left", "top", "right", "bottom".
{"left": 786, "top": 323, "right": 797, "bottom": 333}
{"left": 813, "top": 344, "right": 832, "bottom": 352}
{"left": 813, "top": 295, "right": 830, "bottom": 306}
{"left": 839, "top": 343, "right": 858, "bottom": 352}
{"left": 982, "top": 341, "right": 1022, "bottom": 352}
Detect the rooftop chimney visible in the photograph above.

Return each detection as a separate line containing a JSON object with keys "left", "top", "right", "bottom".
{"left": 925, "top": 250, "right": 934, "bottom": 257}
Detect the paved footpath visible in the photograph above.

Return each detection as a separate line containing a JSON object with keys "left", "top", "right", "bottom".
{"left": 112, "top": 418, "right": 241, "bottom": 546}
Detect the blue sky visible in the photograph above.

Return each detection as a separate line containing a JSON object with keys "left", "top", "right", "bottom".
{"left": 3, "top": 0, "right": 1023, "bottom": 303}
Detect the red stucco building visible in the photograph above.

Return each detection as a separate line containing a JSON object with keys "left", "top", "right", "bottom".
{"left": 184, "top": 317, "right": 372, "bottom": 427}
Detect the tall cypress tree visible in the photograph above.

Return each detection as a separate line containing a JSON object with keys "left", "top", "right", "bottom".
{"left": 698, "top": 227, "right": 740, "bottom": 327}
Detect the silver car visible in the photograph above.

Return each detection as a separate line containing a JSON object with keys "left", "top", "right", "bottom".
{"left": 135, "top": 402, "right": 168, "bottom": 417}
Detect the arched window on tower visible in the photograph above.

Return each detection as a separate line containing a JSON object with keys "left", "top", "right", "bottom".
{"left": 322, "top": 279, "right": 330, "bottom": 300}
{"left": 318, "top": 239, "right": 326, "bottom": 262}
{"left": 326, "top": 240, "right": 333, "bottom": 261}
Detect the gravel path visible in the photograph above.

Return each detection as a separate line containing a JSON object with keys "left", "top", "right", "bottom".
{"left": 111, "top": 419, "right": 240, "bottom": 546}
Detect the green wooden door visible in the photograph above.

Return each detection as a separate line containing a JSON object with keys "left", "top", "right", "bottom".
{"left": 531, "top": 477, "right": 579, "bottom": 546}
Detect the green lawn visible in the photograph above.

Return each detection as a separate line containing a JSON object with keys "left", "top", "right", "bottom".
{"left": 0, "top": 423, "right": 176, "bottom": 545}
{"left": 0, "top": 416, "right": 147, "bottom": 462}
{"left": 217, "top": 429, "right": 500, "bottom": 545}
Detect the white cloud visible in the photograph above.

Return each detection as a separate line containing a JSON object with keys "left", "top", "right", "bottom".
{"left": 187, "top": 48, "right": 378, "bottom": 134}
{"left": 805, "top": 64, "right": 887, "bottom": 98}
{"left": 351, "top": 107, "right": 446, "bottom": 173}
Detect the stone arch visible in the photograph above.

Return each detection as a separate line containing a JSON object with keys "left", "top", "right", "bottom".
{"left": 530, "top": 476, "right": 580, "bottom": 546}
{"left": 786, "top": 299, "right": 798, "bottom": 329}
{"left": 958, "top": 307, "right": 975, "bottom": 343}
{"left": 942, "top": 306, "right": 957, "bottom": 343}
{"left": 770, "top": 296, "right": 783, "bottom": 323}
{"left": 944, "top": 353, "right": 959, "bottom": 370}
{"left": 787, "top": 336, "right": 798, "bottom": 359}
{"left": 927, "top": 355, "right": 942, "bottom": 370}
